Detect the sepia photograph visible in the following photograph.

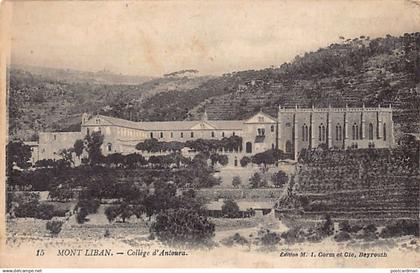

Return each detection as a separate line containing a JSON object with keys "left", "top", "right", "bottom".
{"left": 0, "top": 0, "right": 419, "bottom": 269}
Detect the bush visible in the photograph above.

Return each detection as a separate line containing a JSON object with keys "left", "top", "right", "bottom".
{"left": 319, "top": 214, "right": 334, "bottom": 236}
{"left": 46, "top": 220, "right": 63, "bottom": 236}
{"left": 76, "top": 208, "right": 89, "bottom": 224}
{"left": 249, "top": 172, "right": 266, "bottom": 188}
{"left": 280, "top": 227, "right": 305, "bottom": 244}
{"left": 221, "top": 199, "right": 240, "bottom": 218}
{"left": 339, "top": 220, "right": 351, "bottom": 232}
{"left": 271, "top": 171, "right": 288, "bottom": 188}
{"left": 260, "top": 229, "right": 281, "bottom": 247}
{"left": 151, "top": 208, "right": 215, "bottom": 247}
{"left": 379, "top": 220, "right": 419, "bottom": 238}
{"left": 35, "top": 203, "right": 55, "bottom": 220}
{"left": 334, "top": 231, "right": 351, "bottom": 242}
{"left": 221, "top": 233, "right": 249, "bottom": 246}
{"left": 232, "top": 176, "right": 242, "bottom": 188}
{"left": 240, "top": 156, "right": 251, "bottom": 167}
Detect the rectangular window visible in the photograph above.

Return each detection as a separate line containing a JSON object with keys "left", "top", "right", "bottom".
{"left": 171, "top": 132, "right": 173, "bottom": 138}
{"left": 181, "top": 132, "right": 184, "bottom": 138}
{"left": 257, "top": 128, "right": 265, "bottom": 136}
{"left": 160, "top": 132, "right": 163, "bottom": 138}
{"left": 191, "top": 132, "right": 194, "bottom": 138}
{"left": 150, "top": 132, "right": 153, "bottom": 138}
{"left": 233, "top": 132, "right": 236, "bottom": 136}
{"left": 222, "top": 132, "right": 225, "bottom": 137}
{"left": 211, "top": 132, "right": 215, "bottom": 138}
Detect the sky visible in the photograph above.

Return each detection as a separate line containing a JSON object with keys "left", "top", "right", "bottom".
{"left": 8, "top": 0, "right": 420, "bottom": 77}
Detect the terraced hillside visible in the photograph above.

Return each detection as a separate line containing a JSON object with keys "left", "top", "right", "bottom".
{"left": 276, "top": 148, "right": 419, "bottom": 223}
{"left": 187, "top": 33, "right": 420, "bottom": 135}
{"left": 8, "top": 33, "right": 420, "bottom": 140}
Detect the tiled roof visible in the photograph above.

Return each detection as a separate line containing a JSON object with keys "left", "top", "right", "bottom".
{"left": 86, "top": 115, "right": 244, "bottom": 131}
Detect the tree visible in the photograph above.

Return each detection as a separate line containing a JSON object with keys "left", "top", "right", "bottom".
{"left": 6, "top": 141, "right": 32, "bottom": 173}
{"left": 249, "top": 172, "right": 266, "bottom": 188}
{"left": 73, "top": 139, "right": 84, "bottom": 158}
{"left": 232, "top": 176, "right": 242, "bottom": 188}
{"left": 271, "top": 171, "right": 288, "bottom": 188}
{"left": 240, "top": 156, "right": 251, "bottom": 167}
{"left": 84, "top": 131, "right": 104, "bottom": 165}
{"left": 59, "top": 148, "right": 74, "bottom": 167}
{"left": 104, "top": 202, "right": 138, "bottom": 223}
{"left": 151, "top": 208, "right": 215, "bottom": 246}
{"left": 251, "top": 150, "right": 285, "bottom": 167}
{"left": 209, "top": 153, "right": 228, "bottom": 166}
{"left": 136, "top": 138, "right": 160, "bottom": 153}
{"left": 221, "top": 199, "right": 240, "bottom": 218}
{"left": 46, "top": 220, "right": 63, "bottom": 237}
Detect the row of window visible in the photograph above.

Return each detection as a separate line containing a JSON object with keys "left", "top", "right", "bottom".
{"left": 151, "top": 131, "right": 237, "bottom": 139}
{"left": 299, "top": 123, "right": 387, "bottom": 142}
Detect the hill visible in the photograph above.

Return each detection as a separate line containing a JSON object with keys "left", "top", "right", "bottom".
{"left": 8, "top": 32, "right": 420, "bottom": 140}
{"left": 7, "top": 68, "right": 212, "bottom": 140}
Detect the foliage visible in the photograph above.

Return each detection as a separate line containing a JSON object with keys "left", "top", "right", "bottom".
{"left": 84, "top": 131, "right": 104, "bottom": 165}
{"left": 259, "top": 229, "right": 281, "bottom": 247}
{"left": 221, "top": 233, "right": 249, "bottom": 246}
{"left": 271, "top": 171, "right": 288, "bottom": 188}
{"left": 75, "top": 195, "right": 101, "bottom": 224}
{"left": 221, "top": 199, "right": 240, "bottom": 218}
{"left": 240, "top": 156, "right": 251, "bottom": 167}
{"left": 6, "top": 141, "right": 32, "bottom": 173}
{"left": 105, "top": 202, "right": 145, "bottom": 223}
{"left": 334, "top": 231, "right": 351, "bottom": 242}
{"left": 251, "top": 149, "right": 285, "bottom": 166}
{"left": 46, "top": 220, "right": 63, "bottom": 236}
{"left": 379, "top": 220, "right": 419, "bottom": 238}
{"left": 232, "top": 176, "right": 242, "bottom": 188}
{"left": 319, "top": 214, "right": 334, "bottom": 236}
{"left": 73, "top": 139, "right": 85, "bottom": 158}
{"left": 150, "top": 208, "right": 215, "bottom": 246}
{"left": 249, "top": 172, "right": 267, "bottom": 188}
{"left": 209, "top": 153, "right": 228, "bottom": 166}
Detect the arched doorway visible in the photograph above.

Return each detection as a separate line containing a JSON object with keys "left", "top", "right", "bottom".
{"left": 246, "top": 142, "right": 252, "bottom": 153}
{"left": 285, "top": 140, "right": 293, "bottom": 154}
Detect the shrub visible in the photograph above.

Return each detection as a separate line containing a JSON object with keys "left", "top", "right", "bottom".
{"left": 232, "top": 176, "right": 242, "bottom": 188}
{"left": 339, "top": 220, "right": 351, "bottom": 232}
{"left": 271, "top": 171, "right": 288, "bottom": 188}
{"left": 240, "top": 156, "right": 251, "bottom": 167}
{"left": 151, "top": 208, "right": 215, "bottom": 247}
{"left": 76, "top": 208, "right": 89, "bottom": 224}
{"left": 280, "top": 227, "right": 305, "bottom": 244}
{"left": 35, "top": 204, "right": 55, "bottom": 220}
{"left": 260, "top": 229, "right": 281, "bottom": 247}
{"left": 221, "top": 233, "right": 249, "bottom": 246}
{"left": 46, "top": 220, "right": 63, "bottom": 236}
{"left": 221, "top": 199, "right": 240, "bottom": 218}
{"left": 334, "top": 231, "right": 351, "bottom": 242}
{"left": 319, "top": 214, "right": 334, "bottom": 236}
{"left": 249, "top": 172, "right": 263, "bottom": 188}
{"left": 379, "top": 220, "right": 419, "bottom": 238}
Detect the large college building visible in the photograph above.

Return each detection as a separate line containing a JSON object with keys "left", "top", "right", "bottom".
{"left": 30, "top": 105, "right": 395, "bottom": 164}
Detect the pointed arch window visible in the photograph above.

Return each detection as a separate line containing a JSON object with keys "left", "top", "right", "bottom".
{"left": 336, "top": 123, "right": 342, "bottom": 141}
{"left": 302, "top": 124, "right": 309, "bottom": 141}
{"left": 352, "top": 123, "right": 359, "bottom": 140}
{"left": 368, "top": 123, "right": 374, "bottom": 140}
{"left": 318, "top": 123, "right": 326, "bottom": 142}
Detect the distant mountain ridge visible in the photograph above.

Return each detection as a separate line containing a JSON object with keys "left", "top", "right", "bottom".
{"left": 10, "top": 64, "right": 154, "bottom": 85}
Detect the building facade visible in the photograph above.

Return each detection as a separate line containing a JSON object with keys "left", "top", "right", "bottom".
{"left": 32, "top": 105, "right": 395, "bottom": 164}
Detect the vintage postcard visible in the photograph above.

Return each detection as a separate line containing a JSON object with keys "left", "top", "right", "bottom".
{"left": 0, "top": 0, "right": 419, "bottom": 269}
